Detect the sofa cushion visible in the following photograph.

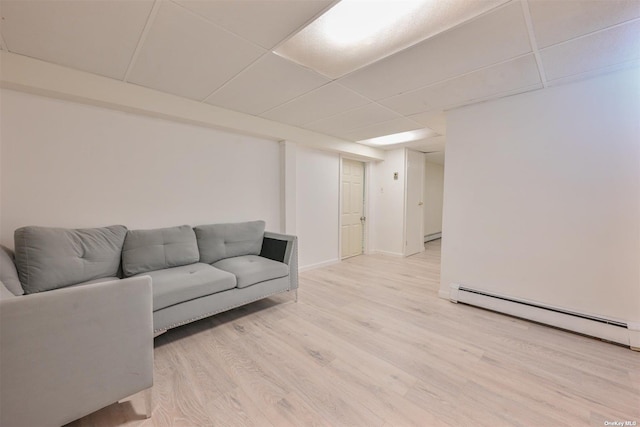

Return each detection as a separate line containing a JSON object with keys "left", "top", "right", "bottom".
{"left": 195, "top": 221, "right": 265, "bottom": 264}
{"left": 68, "top": 277, "right": 120, "bottom": 288}
{"left": 0, "top": 245, "right": 23, "bottom": 296}
{"left": 213, "top": 255, "right": 289, "bottom": 289}
{"left": 122, "top": 225, "right": 199, "bottom": 277}
{"left": 14, "top": 225, "right": 127, "bottom": 294}
{"left": 0, "top": 281, "right": 17, "bottom": 300}
{"left": 138, "top": 263, "right": 236, "bottom": 311}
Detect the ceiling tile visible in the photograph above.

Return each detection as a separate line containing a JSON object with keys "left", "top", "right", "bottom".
{"left": 128, "top": 1, "right": 264, "bottom": 100}
{"left": 304, "top": 104, "right": 402, "bottom": 137}
{"left": 338, "top": 2, "right": 531, "bottom": 100}
{"left": 0, "top": 0, "right": 154, "bottom": 80}
{"left": 409, "top": 111, "right": 447, "bottom": 134}
{"left": 342, "top": 117, "right": 423, "bottom": 141}
{"left": 541, "top": 19, "right": 640, "bottom": 82}
{"left": 380, "top": 54, "right": 542, "bottom": 116}
{"left": 205, "top": 53, "right": 328, "bottom": 116}
{"left": 174, "top": 0, "right": 333, "bottom": 49}
{"left": 528, "top": 0, "right": 640, "bottom": 48}
{"left": 260, "top": 83, "right": 370, "bottom": 127}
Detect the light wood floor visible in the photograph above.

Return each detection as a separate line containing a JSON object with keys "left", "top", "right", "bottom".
{"left": 70, "top": 240, "right": 640, "bottom": 426}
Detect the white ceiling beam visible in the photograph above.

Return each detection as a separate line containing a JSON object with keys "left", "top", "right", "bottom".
{"left": 123, "top": 0, "right": 162, "bottom": 82}
{"left": 0, "top": 51, "right": 384, "bottom": 160}
{"left": 521, "top": 0, "right": 548, "bottom": 88}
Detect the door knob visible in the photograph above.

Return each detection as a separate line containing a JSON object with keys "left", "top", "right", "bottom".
{"left": 360, "top": 216, "right": 366, "bottom": 222}
{"left": 418, "top": 202, "right": 424, "bottom": 206}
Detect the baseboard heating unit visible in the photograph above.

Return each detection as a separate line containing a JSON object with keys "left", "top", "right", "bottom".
{"left": 448, "top": 284, "right": 640, "bottom": 350}
{"left": 424, "top": 232, "right": 442, "bottom": 243}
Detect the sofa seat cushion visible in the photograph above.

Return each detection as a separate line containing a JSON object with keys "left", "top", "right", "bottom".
{"left": 68, "top": 277, "right": 120, "bottom": 288}
{"left": 138, "top": 263, "right": 236, "bottom": 311}
{"left": 213, "top": 255, "right": 289, "bottom": 289}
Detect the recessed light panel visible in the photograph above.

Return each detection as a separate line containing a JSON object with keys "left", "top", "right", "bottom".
{"left": 274, "top": 0, "right": 510, "bottom": 79}
{"left": 359, "top": 128, "right": 438, "bottom": 146}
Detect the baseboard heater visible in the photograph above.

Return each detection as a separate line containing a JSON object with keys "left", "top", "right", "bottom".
{"left": 424, "top": 232, "right": 442, "bottom": 243}
{"left": 448, "top": 284, "right": 639, "bottom": 350}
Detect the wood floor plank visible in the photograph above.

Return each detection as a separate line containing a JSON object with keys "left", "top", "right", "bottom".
{"left": 68, "top": 241, "right": 640, "bottom": 427}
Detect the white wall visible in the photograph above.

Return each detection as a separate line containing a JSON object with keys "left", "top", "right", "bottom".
{"left": 441, "top": 68, "right": 640, "bottom": 323}
{"left": 370, "top": 148, "right": 406, "bottom": 256}
{"left": 423, "top": 161, "right": 444, "bottom": 236}
{"left": 295, "top": 146, "right": 340, "bottom": 269}
{"left": 0, "top": 89, "right": 281, "bottom": 247}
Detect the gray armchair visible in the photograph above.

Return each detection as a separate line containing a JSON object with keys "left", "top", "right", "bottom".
{"left": 0, "top": 276, "right": 154, "bottom": 427}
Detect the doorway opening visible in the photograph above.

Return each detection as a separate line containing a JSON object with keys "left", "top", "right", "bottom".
{"left": 423, "top": 152, "right": 445, "bottom": 244}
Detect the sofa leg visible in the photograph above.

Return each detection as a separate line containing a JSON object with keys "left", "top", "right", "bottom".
{"left": 143, "top": 387, "right": 153, "bottom": 419}
{"left": 294, "top": 289, "right": 298, "bottom": 303}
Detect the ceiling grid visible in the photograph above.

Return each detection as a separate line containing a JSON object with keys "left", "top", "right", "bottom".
{"left": 0, "top": 0, "right": 638, "bottom": 152}
{"left": 123, "top": 0, "right": 162, "bottom": 83}
{"left": 0, "top": 31, "right": 8, "bottom": 51}
{"left": 520, "top": 0, "right": 548, "bottom": 88}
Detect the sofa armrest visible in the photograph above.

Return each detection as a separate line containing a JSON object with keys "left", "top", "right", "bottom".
{"left": 260, "top": 232, "right": 298, "bottom": 290}
{"left": 0, "top": 277, "right": 153, "bottom": 427}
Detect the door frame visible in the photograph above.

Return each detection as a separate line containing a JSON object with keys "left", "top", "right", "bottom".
{"left": 338, "top": 155, "right": 371, "bottom": 259}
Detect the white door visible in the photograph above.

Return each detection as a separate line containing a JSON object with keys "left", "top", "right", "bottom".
{"left": 341, "top": 159, "right": 365, "bottom": 259}
{"left": 404, "top": 149, "right": 425, "bottom": 256}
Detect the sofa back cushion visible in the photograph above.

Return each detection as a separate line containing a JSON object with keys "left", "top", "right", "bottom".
{"left": 14, "top": 225, "right": 127, "bottom": 294}
{"left": 0, "top": 281, "right": 17, "bottom": 299}
{"left": 0, "top": 245, "right": 23, "bottom": 296}
{"left": 122, "top": 225, "right": 199, "bottom": 277}
{"left": 195, "top": 221, "right": 265, "bottom": 264}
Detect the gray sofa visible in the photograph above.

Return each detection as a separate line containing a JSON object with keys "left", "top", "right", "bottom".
{"left": 4, "top": 220, "right": 298, "bottom": 333}
{"left": 0, "top": 220, "right": 297, "bottom": 426}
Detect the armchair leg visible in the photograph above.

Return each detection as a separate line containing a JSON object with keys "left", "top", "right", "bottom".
{"left": 143, "top": 387, "right": 153, "bottom": 419}
{"left": 295, "top": 289, "right": 298, "bottom": 303}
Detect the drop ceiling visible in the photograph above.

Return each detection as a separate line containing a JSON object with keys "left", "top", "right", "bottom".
{"left": 1, "top": 0, "right": 638, "bottom": 153}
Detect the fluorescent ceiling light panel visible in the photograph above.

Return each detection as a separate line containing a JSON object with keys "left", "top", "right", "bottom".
{"left": 274, "top": 0, "right": 509, "bottom": 78}
{"left": 359, "top": 128, "right": 437, "bottom": 146}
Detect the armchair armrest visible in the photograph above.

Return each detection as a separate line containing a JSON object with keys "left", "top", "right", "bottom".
{"left": 0, "top": 276, "right": 153, "bottom": 427}
{"left": 260, "top": 232, "right": 298, "bottom": 290}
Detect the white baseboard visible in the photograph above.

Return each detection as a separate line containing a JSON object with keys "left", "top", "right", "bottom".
{"left": 424, "top": 232, "right": 442, "bottom": 242}
{"left": 298, "top": 258, "right": 340, "bottom": 272}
